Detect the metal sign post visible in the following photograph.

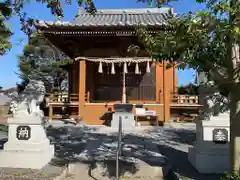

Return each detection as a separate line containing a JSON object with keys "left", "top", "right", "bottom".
{"left": 116, "top": 116, "right": 122, "bottom": 180}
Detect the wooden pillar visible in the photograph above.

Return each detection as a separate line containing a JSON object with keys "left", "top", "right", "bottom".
{"left": 155, "top": 63, "right": 160, "bottom": 103}
{"left": 86, "top": 62, "right": 94, "bottom": 102}
{"left": 68, "top": 65, "right": 72, "bottom": 98}
{"left": 173, "top": 65, "right": 177, "bottom": 94}
{"left": 163, "top": 61, "right": 170, "bottom": 122}
{"left": 72, "top": 64, "right": 77, "bottom": 93}
{"left": 156, "top": 62, "right": 163, "bottom": 103}
{"left": 78, "top": 60, "right": 86, "bottom": 117}
{"left": 122, "top": 68, "right": 126, "bottom": 104}
{"left": 49, "top": 105, "right": 53, "bottom": 121}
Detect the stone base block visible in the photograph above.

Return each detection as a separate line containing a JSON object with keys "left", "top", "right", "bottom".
{"left": 3, "top": 139, "right": 51, "bottom": 151}
{"left": 188, "top": 146, "right": 229, "bottom": 174}
{"left": 0, "top": 145, "right": 54, "bottom": 169}
{"left": 111, "top": 112, "right": 135, "bottom": 130}
{"left": 90, "top": 158, "right": 171, "bottom": 179}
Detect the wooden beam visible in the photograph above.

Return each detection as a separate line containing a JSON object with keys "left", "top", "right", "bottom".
{"left": 45, "top": 34, "right": 74, "bottom": 58}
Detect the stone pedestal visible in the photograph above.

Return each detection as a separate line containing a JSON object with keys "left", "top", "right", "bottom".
{"left": 0, "top": 115, "right": 54, "bottom": 169}
{"left": 111, "top": 112, "right": 135, "bottom": 130}
{"left": 188, "top": 113, "right": 230, "bottom": 173}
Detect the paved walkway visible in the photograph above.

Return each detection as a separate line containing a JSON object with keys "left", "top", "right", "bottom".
{"left": 0, "top": 117, "right": 7, "bottom": 125}
{"left": 0, "top": 123, "right": 222, "bottom": 180}
{"left": 65, "top": 163, "right": 173, "bottom": 180}
{"left": 57, "top": 125, "right": 221, "bottom": 180}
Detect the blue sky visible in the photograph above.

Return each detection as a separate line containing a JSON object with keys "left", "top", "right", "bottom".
{"left": 0, "top": 0, "right": 206, "bottom": 88}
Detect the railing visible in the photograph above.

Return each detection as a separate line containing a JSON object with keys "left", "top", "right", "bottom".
{"left": 46, "top": 92, "right": 199, "bottom": 105}
{"left": 171, "top": 94, "right": 199, "bottom": 104}
{"left": 47, "top": 93, "right": 79, "bottom": 103}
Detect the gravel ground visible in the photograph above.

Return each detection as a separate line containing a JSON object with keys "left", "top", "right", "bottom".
{"left": 0, "top": 117, "right": 7, "bottom": 125}
{"left": 131, "top": 125, "right": 221, "bottom": 180}
{"left": 0, "top": 123, "right": 222, "bottom": 180}
{"left": 0, "top": 163, "right": 66, "bottom": 180}
{"left": 77, "top": 124, "right": 222, "bottom": 180}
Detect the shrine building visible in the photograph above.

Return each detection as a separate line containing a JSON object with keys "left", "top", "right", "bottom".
{"left": 35, "top": 7, "right": 200, "bottom": 125}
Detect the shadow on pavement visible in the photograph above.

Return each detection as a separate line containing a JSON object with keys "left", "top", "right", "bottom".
{"left": 157, "top": 144, "right": 222, "bottom": 180}
{"left": 0, "top": 125, "right": 223, "bottom": 180}
{"left": 146, "top": 127, "right": 222, "bottom": 180}
{"left": 46, "top": 126, "right": 174, "bottom": 179}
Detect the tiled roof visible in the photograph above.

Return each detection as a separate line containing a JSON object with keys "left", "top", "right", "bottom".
{"left": 35, "top": 8, "right": 173, "bottom": 29}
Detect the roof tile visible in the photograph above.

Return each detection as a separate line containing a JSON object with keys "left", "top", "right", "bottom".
{"left": 35, "top": 8, "right": 173, "bottom": 29}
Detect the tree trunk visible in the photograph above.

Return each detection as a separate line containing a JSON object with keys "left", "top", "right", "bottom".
{"left": 229, "top": 0, "right": 239, "bottom": 171}
{"left": 229, "top": 43, "right": 240, "bottom": 172}
{"left": 230, "top": 89, "right": 240, "bottom": 172}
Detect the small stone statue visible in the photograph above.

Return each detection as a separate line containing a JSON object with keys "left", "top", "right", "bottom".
{"left": 0, "top": 80, "right": 54, "bottom": 170}
{"left": 197, "top": 71, "right": 229, "bottom": 120}
{"left": 205, "top": 92, "right": 229, "bottom": 119}
{"left": 8, "top": 79, "right": 45, "bottom": 121}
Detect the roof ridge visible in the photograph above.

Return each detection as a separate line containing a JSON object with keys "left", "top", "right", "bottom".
{"left": 78, "top": 7, "right": 173, "bottom": 15}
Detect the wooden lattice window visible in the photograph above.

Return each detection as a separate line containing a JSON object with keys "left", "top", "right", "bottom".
{"left": 93, "top": 63, "right": 156, "bottom": 101}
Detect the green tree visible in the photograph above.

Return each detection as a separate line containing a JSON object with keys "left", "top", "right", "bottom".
{"left": 137, "top": 0, "right": 240, "bottom": 172}
{"left": 0, "top": 2, "right": 12, "bottom": 55}
{"left": 0, "top": 0, "right": 96, "bottom": 55}
{"left": 18, "top": 32, "right": 72, "bottom": 92}
{"left": 177, "top": 83, "right": 199, "bottom": 95}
